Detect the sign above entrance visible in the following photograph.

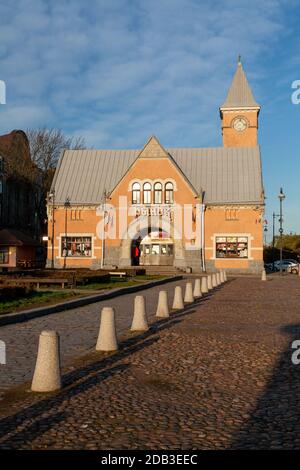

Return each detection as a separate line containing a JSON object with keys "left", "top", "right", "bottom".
{"left": 133, "top": 205, "right": 173, "bottom": 218}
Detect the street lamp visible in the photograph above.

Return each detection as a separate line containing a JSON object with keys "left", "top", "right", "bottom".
{"left": 272, "top": 212, "right": 280, "bottom": 271}
{"left": 63, "top": 197, "right": 71, "bottom": 269}
{"left": 48, "top": 189, "right": 55, "bottom": 269}
{"left": 278, "top": 188, "right": 285, "bottom": 275}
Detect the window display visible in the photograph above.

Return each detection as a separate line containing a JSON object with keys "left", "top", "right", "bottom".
{"left": 61, "top": 236, "right": 92, "bottom": 257}
{"left": 216, "top": 236, "right": 248, "bottom": 258}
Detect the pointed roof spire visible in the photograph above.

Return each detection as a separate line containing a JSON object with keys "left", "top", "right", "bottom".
{"left": 220, "top": 58, "right": 260, "bottom": 109}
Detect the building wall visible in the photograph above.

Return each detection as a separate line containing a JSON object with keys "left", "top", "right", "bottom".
{"left": 204, "top": 205, "right": 264, "bottom": 273}
{"left": 47, "top": 187, "right": 264, "bottom": 273}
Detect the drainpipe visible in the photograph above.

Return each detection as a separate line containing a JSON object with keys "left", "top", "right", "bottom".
{"left": 200, "top": 203, "right": 206, "bottom": 272}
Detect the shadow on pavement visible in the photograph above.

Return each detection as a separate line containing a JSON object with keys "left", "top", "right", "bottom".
{"left": 230, "top": 323, "right": 300, "bottom": 449}
{"left": 0, "top": 286, "right": 218, "bottom": 447}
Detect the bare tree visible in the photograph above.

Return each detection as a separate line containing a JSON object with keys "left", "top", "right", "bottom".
{"left": 27, "top": 128, "right": 86, "bottom": 172}
{"left": 26, "top": 128, "right": 86, "bottom": 235}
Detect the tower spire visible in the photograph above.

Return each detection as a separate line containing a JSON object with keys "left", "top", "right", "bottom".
{"left": 220, "top": 59, "right": 260, "bottom": 109}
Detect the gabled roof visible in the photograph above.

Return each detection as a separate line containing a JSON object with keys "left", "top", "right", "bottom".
{"left": 51, "top": 145, "right": 264, "bottom": 206}
{"left": 0, "top": 229, "right": 40, "bottom": 246}
{"left": 221, "top": 59, "right": 260, "bottom": 109}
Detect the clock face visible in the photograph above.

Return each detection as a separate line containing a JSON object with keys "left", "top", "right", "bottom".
{"left": 232, "top": 116, "right": 248, "bottom": 132}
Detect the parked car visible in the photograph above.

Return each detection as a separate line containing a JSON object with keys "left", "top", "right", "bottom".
{"left": 274, "top": 259, "right": 299, "bottom": 272}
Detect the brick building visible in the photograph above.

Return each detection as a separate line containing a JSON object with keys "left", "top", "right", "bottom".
{"left": 47, "top": 59, "right": 265, "bottom": 273}
{"left": 0, "top": 130, "right": 42, "bottom": 269}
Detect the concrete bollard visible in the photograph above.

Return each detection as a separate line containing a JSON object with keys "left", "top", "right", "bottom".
{"left": 201, "top": 276, "right": 209, "bottom": 294}
{"left": 220, "top": 271, "right": 224, "bottom": 283}
{"left": 212, "top": 273, "right": 217, "bottom": 288}
{"left": 156, "top": 290, "right": 169, "bottom": 318}
{"left": 193, "top": 278, "right": 202, "bottom": 298}
{"left": 184, "top": 282, "right": 194, "bottom": 303}
{"left": 224, "top": 270, "right": 227, "bottom": 282}
{"left": 172, "top": 286, "right": 184, "bottom": 310}
{"left": 216, "top": 272, "right": 221, "bottom": 286}
{"left": 261, "top": 269, "right": 267, "bottom": 281}
{"left": 207, "top": 275, "right": 213, "bottom": 290}
{"left": 131, "top": 295, "right": 149, "bottom": 331}
{"left": 96, "top": 307, "right": 118, "bottom": 351}
{"left": 31, "top": 330, "right": 61, "bottom": 392}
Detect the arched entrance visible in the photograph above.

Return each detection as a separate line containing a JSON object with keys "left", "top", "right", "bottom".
{"left": 137, "top": 229, "right": 174, "bottom": 266}
{"left": 119, "top": 218, "right": 185, "bottom": 268}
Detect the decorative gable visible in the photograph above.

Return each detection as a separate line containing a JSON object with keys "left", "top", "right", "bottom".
{"left": 138, "top": 135, "right": 169, "bottom": 159}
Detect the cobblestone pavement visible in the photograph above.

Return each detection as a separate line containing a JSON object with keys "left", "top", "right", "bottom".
{"left": 0, "top": 276, "right": 300, "bottom": 449}
{"left": 0, "top": 278, "right": 188, "bottom": 391}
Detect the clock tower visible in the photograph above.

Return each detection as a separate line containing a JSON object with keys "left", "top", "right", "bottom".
{"left": 220, "top": 58, "right": 260, "bottom": 147}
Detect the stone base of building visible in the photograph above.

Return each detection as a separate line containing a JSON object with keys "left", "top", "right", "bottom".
{"left": 205, "top": 259, "right": 264, "bottom": 274}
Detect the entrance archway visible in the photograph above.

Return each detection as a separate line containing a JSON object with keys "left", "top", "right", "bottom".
{"left": 119, "top": 218, "right": 185, "bottom": 268}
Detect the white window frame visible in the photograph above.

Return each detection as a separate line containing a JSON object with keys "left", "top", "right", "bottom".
{"left": 210, "top": 233, "right": 254, "bottom": 260}
{"left": 58, "top": 233, "right": 96, "bottom": 259}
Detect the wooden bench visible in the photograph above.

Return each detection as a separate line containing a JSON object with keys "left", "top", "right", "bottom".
{"left": 109, "top": 271, "right": 127, "bottom": 278}
{"left": 0, "top": 278, "right": 69, "bottom": 290}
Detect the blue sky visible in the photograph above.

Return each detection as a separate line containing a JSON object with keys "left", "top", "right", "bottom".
{"left": 0, "top": 0, "right": 299, "bottom": 238}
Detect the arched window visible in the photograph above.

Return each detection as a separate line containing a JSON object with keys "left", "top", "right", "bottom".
{"left": 143, "top": 182, "right": 152, "bottom": 204}
{"left": 165, "top": 182, "right": 174, "bottom": 204}
{"left": 154, "top": 182, "right": 162, "bottom": 204}
{"left": 132, "top": 182, "right": 141, "bottom": 205}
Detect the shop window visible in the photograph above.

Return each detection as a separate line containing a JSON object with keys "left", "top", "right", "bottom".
{"left": 165, "top": 182, "right": 174, "bottom": 204}
{"left": 154, "top": 182, "right": 162, "bottom": 204}
{"left": 0, "top": 248, "right": 9, "bottom": 264}
{"left": 132, "top": 182, "right": 141, "bottom": 205}
{"left": 151, "top": 244, "right": 160, "bottom": 255}
{"left": 61, "top": 236, "right": 92, "bottom": 257}
{"left": 216, "top": 236, "right": 248, "bottom": 258}
{"left": 143, "top": 182, "right": 152, "bottom": 204}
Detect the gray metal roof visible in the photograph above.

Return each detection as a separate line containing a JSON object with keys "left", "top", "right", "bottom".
{"left": 221, "top": 61, "right": 260, "bottom": 109}
{"left": 52, "top": 146, "right": 264, "bottom": 205}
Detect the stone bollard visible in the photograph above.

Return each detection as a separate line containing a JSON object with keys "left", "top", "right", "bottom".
{"left": 212, "top": 273, "right": 217, "bottom": 288}
{"left": 201, "top": 276, "right": 209, "bottom": 294}
{"left": 131, "top": 295, "right": 149, "bottom": 331}
{"left": 156, "top": 290, "right": 169, "bottom": 318}
{"left": 207, "top": 275, "right": 213, "bottom": 290}
{"left": 224, "top": 270, "right": 227, "bottom": 282}
{"left": 216, "top": 272, "right": 221, "bottom": 286}
{"left": 31, "top": 330, "right": 61, "bottom": 392}
{"left": 220, "top": 271, "right": 224, "bottom": 283}
{"left": 96, "top": 307, "right": 118, "bottom": 351}
{"left": 184, "top": 282, "right": 194, "bottom": 303}
{"left": 261, "top": 269, "right": 267, "bottom": 281}
{"left": 172, "top": 286, "right": 184, "bottom": 310}
{"left": 193, "top": 278, "right": 202, "bottom": 298}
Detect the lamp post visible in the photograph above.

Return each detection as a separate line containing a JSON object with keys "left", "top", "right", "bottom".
{"left": 63, "top": 197, "right": 70, "bottom": 269}
{"left": 272, "top": 212, "right": 280, "bottom": 271}
{"left": 278, "top": 188, "right": 285, "bottom": 276}
{"left": 48, "top": 189, "right": 55, "bottom": 269}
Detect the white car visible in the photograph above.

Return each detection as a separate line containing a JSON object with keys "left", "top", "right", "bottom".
{"left": 274, "top": 259, "right": 299, "bottom": 273}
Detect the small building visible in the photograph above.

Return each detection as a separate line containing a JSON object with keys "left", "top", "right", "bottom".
{"left": 0, "top": 229, "right": 41, "bottom": 270}
{"left": 0, "top": 130, "right": 43, "bottom": 270}
{"left": 47, "top": 59, "right": 265, "bottom": 274}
